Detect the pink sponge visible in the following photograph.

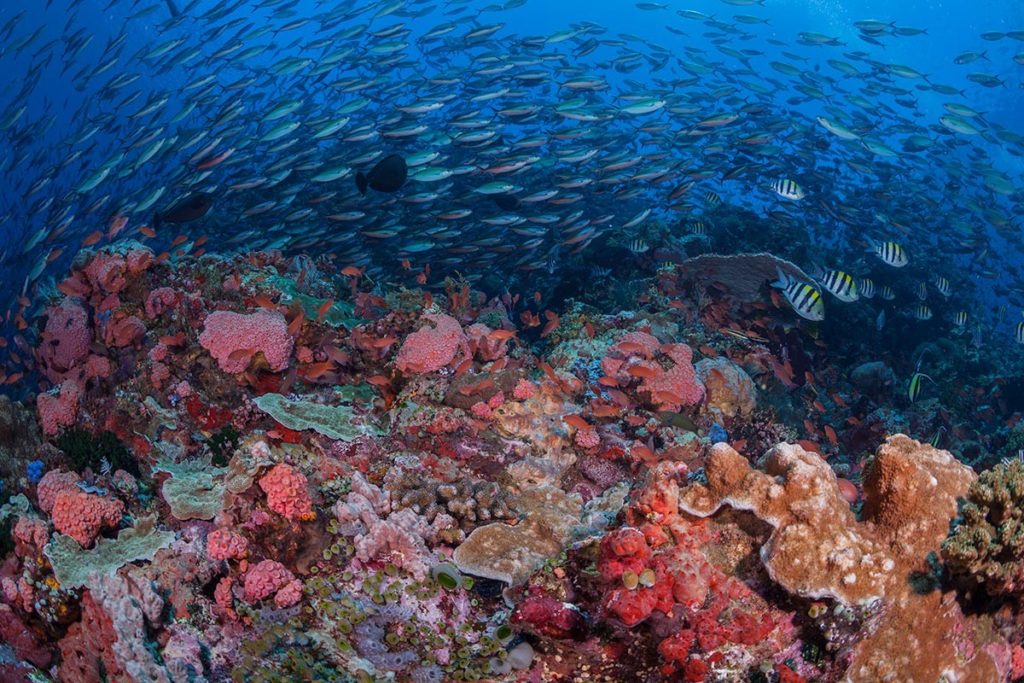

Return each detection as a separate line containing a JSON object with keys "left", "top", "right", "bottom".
{"left": 144, "top": 287, "right": 179, "bottom": 320}
{"left": 37, "top": 380, "right": 82, "bottom": 436}
{"left": 39, "top": 300, "right": 91, "bottom": 377}
{"left": 243, "top": 560, "right": 296, "bottom": 603}
{"left": 199, "top": 310, "right": 293, "bottom": 374}
{"left": 395, "top": 313, "right": 467, "bottom": 374}
{"left": 258, "top": 464, "right": 313, "bottom": 520}
{"left": 206, "top": 528, "right": 249, "bottom": 562}
{"left": 51, "top": 490, "right": 124, "bottom": 547}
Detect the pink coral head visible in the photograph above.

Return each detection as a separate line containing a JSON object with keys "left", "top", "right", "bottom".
{"left": 258, "top": 463, "right": 313, "bottom": 521}
{"left": 50, "top": 490, "right": 124, "bottom": 547}
{"left": 199, "top": 310, "right": 293, "bottom": 374}
{"left": 395, "top": 313, "right": 467, "bottom": 374}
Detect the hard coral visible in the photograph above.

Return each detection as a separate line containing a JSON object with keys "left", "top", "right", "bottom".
{"left": 680, "top": 435, "right": 1001, "bottom": 683}
{"left": 37, "top": 379, "right": 82, "bottom": 437}
{"left": 243, "top": 559, "right": 297, "bottom": 604}
{"left": 395, "top": 312, "right": 467, "bottom": 374}
{"left": 695, "top": 357, "right": 756, "bottom": 420}
{"left": 943, "top": 458, "right": 1024, "bottom": 595}
{"left": 206, "top": 528, "right": 249, "bottom": 562}
{"left": 258, "top": 463, "right": 313, "bottom": 520}
{"left": 51, "top": 489, "right": 124, "bottom": 547}
{"left": 199, "top": 309, "right": 294, "bottom": 374}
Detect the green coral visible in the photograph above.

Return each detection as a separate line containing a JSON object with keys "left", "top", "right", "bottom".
{"left": 153, "top": 456, "right": 228, "bottom": 521}
{"left": 942, "top": 459, "right": 1024, "bottom": 595}
{"left": 56, "top": 428, "right": 137, "bottom": 476}
{"left": 254, "top": 391, "right": 382, "bottom": 442}
{"left": 45, "top": 515, "right": 175, "bottom": 588}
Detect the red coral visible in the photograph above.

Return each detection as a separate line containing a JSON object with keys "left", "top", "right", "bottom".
{"left": 57, "top": 590, "right": 124, "bottom": 682}
{"left": 50, "top": 490, "right": 124, "bottom": 547}
{"left": 37, "top": 379, "right": 82, "bottom": 436}
{"left": 602, "top": 332, "right": 704, "bottom": 411}
{"left": 102, "top": 312, "right": 146, "bottom": 349}
{"left": 199, "top": 310, "right": 293, "bottom": 374}
{"left": 395, "top": 313, "right": 467, "bottom": 374}
{"left": 258, "top": 463, "right": 313, "bottom": 520}
{"left": 82, "top": 252, "right": 129, "bottom": 295}
{"left": 511, "top": 593, "right": 586, "bottom": 639}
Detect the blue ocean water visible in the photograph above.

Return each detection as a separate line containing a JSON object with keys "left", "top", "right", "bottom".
{"left": 1, "top": 0, "right": 1023, "bottom": 381}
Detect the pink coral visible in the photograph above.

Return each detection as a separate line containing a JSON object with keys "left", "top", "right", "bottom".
{"left": 36, "top": 469, "right": 81, "bottom": 512}
{"left": 102, "top": 312, "right": 146, "bottom": 349}
{"left": 206, "top": 528, "right": 249, "bottom": 562}
{"left": 199, "top": 310, "right": 294, "bottom": 374}
{"left": 243, "top": 560, "right": 295, "bottom": 603}
{"left": 214, "top": 576, "right": 236, "bottom": 619}
{"left": 273, "top": 579, "right": 303, "bottom": 608}
{"left": 84, "top": 354, "right": 111, "bottom": 381}
{"left": 602, "top": 332, "right": 704, "bottom": 411}
{"left": 144, "top": 287, "right": 179, "bottom": 320}
{"left": 258, "top": 463, "right": 313, "bottom": 520}
{"left": 150, "top": 362, "right": 170, "bottom": 389}
{"left": 513, "top": 379, "right": 536, "bottom": 401}
{"left": 37, "top": 379, "right": 82, "bottom": 436}
{"left": 83, "top": 252, "right": 129, "bottom": 294}
{"left": 50, "top": 489, "right": 124, "bottom": 547}
{"left": 470, "top": 401, "right": 493, "bottom": 419}
{"left": 395, "top": 312, "right": 467, "bottom": 374}
{"left": 13, "top": 516, "right": 49, "bottom": 553}
{"left": 38, "top": 300, "right": 90, "bottom": 378}
{"left": 575, "top": 426, "right": 600, "bottom": 449}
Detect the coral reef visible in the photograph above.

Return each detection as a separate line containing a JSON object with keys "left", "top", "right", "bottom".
{"left": 2, "top": 245, "right": 1021, "bottom": 682}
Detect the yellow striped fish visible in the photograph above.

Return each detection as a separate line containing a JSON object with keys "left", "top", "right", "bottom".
{"left": 772, "top": 267, "right": 825, "bottom": 321}
{"left": 815, "top": 267, "right": 859, "bottom": 302}
{"left": 870, "top": 239, "right": 909, "bottom": 267}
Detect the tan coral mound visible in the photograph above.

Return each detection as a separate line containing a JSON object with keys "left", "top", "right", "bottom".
{"left": 680, "top": 435, "right": 1005, "bottom": 683}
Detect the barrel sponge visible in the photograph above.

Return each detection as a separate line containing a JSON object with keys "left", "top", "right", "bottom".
{"left": 198, "top": 309, "right": 293, "bottom": 373}
{"left": 40, "top": 300, "right": 91, "bottom": 373}
{"left": 37, "top": 380, "right": 82, "bottom": 437}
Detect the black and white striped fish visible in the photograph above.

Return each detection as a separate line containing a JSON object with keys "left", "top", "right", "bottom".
{"left": 869, "top": 239, "right": 909, "bottom": 267}
{"left": 772, "top": 267, "right": 825, "bottom": 321}
{"left": 705, "top": 191, "right": 722, "bottom": 208}
{"left": 879, "top": 285, "right": 896, "bottom": 301}
{"left": 953, "top": 311, "right": 968, "bottom": 327}
{"left": 913, "top": 304, "right": 933, "bottom": 320}
{"left": 769, "top": 178, "right": 806, "bottom": 201}
{"left": 1017, "top": 320, "right": 1024, "bottom": 344}
{"left": 815, "top": 267, "right": 859, "bottom": 302}
{"left": 858, "top": 278, "right": 875, "bottom": 299}
{"left": 626, "top": 238, "right": 649, "bottom": 254}
{"left": 932, "top": 276, "right": 952, "bottom": 297}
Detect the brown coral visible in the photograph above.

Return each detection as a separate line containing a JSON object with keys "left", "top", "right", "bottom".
{"left": 679, "top": 435, "right": 1002, "bottom": 683}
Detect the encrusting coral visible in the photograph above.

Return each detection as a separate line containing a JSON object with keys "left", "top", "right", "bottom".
{"left": 679, "top": 435, "right": 1003, "bottom": 682}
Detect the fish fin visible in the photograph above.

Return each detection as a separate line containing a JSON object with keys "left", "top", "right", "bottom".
{"left": 771, "top": 267, "right": 789, "bottom": 290}
{"left": 355, "top": 172, "right": 368, "bottom": 196}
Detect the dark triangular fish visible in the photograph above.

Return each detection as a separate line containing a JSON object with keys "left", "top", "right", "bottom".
{"left": 491, "top": 193, "right": 520, "bottom": 211}
{"left": 355, "top": 154, "right": 407, "bottom": 195}
{"left": 153, "top": 191, "right": 213, "bottom": 229}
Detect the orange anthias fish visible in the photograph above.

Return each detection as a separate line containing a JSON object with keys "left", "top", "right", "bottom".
{"left": 563, "top": 414, "right": 590, "bottom": 429}
{"left": 541, "top": 310, "right": 560, "bottom": 338}
{"left": 316, "top": 299, "right": 334, "bottom": 322}
{"left": 82, "top": 230, "right": 103, "bottom": 247}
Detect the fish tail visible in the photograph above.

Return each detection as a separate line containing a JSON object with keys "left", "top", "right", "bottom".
{"left": 771, "top": 267, "right": 789, "bottom": 290}
{"left": 355, "top": 171, "right": 368, "bottom": 196}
